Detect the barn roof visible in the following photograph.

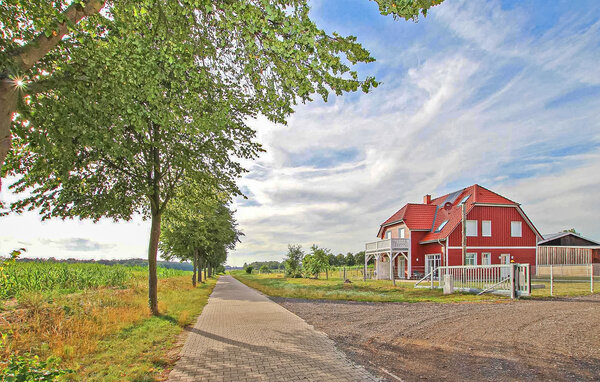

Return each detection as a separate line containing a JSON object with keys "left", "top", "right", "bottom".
{"left": 378, "top": 184, "right": 524, "bottom": 241}
{"left": 538, "top": 232, "right": 600, "bottom": 246}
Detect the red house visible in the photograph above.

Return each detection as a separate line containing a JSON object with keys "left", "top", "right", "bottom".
{"left": 365, "top": 184, "right": 542, "bottom": 280}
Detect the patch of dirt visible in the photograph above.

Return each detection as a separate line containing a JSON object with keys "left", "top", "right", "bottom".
{"left": 273, "top": 295, "right": 600, "bottom": 381}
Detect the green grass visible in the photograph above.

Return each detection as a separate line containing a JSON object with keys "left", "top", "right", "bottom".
{"left": 1, "top": 270, "right": 218, "bottom": 382}
{"left": 529, "top": 279, "right": 599, "bottom": 298}
{"left": 232, "top": 271, "right": 504, "bottom": 303}
{"left": 72, "top": 276, "right": 218, "bottom": 381}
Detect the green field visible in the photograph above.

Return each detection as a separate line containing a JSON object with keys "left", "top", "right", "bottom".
{"left": 0, "top": 261, "right": 217, "bottom": 381}
{"left": 232, "top": 271, "right": 504, "bottom": 303}
{"left": 0, "top": 261, "right": 190, "bottom": 300}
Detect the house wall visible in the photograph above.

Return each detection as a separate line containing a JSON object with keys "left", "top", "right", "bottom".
{"left": 414, "top": 241, "right": 444, "bottom": 274}
{"left": 447, "top": 248, "right": 536, "bottom": 266}
{"left": 381, "top": 223, "right": 409, "bottom": 239}
{"left": 444, "top": 206, "right": 537, "bottom": 266}
{"left": 448, "top": 206, "right": 537, "bottom": 247}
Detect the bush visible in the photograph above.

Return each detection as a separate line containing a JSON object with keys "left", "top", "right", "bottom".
{"left": 215, "top": 265, "right": 226, "bottom": 274}
{"left": 0, "top": 352, "right": 71, "bottom": 381}
{"left": 259, "top": 265, "right": 270, "bottom": 274}
{"left": 245, "top": 266, "right": 253, "bottom": 274}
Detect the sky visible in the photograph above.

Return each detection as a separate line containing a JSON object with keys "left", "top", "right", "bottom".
{"left": 1, "top": 0, "right": 600, "bottom": 266}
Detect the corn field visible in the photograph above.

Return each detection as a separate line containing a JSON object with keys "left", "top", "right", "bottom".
{"left": 0, "top": 262, "right": 191, "bottom": 299}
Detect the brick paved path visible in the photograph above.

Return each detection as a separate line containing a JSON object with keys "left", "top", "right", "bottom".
{"left": 168, "top": 275, "right": 378, "bottom": 381}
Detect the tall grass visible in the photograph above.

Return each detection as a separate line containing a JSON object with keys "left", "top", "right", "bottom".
{"left": 0, "top": 275, "right": 217, "bottom": 381}
{"left": 0, "top": 261, "right": 191, "bottom": 300}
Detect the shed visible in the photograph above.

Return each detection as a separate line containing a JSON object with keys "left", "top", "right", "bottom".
{"left": 536, "top": 232, "right": 600, "bottom": 276}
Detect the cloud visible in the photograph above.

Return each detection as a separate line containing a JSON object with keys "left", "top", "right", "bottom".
{"left": 41, "top": 238, "right": 117, "bottom": 252}
{"left": 2, "top": 1, "right": 599, "bottom": 266}
{"left": 228, "top": 0, "right": 600, "bottom": 265}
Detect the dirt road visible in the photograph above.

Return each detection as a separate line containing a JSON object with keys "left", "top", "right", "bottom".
{"left": 274, "top": 295, "right": 600, "bottom": 381}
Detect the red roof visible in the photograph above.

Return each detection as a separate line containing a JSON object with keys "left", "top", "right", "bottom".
{"left": 378, "top": 184, "right": 519, "bottom": 241}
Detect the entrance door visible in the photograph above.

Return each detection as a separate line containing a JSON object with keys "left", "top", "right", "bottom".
{"left": 500, "top": 254, "right": 510, "bottom": 278}
{"left": 425, "top": 254, "right": 441, "bottom": 279}
{"left": 398, "top": 257, "right": 406, "bottom": 279}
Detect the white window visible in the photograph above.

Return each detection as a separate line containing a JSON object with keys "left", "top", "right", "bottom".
{"left": 482, "top": 253, "right": 491, "bottom": 265}
{"left": 511, "top": 221, "right": 522, "bottom": 237}
{"left": 398, "top": 228, "right": 405, "bottom": 238}
{"left": 482, "top": 220, "right": 491, "bottom": 237}
{"left": 465, "top": 253, "right": 477, "bottom": 265}
{"left": 466, "top": 220, "right": 478, "bottom": 236}
{"left": 385, "top": 230, "right": 391, "bottom": 239}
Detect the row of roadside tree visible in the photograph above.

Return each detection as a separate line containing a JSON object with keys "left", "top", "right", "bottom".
{"left": 1, "top": 1, "right": 440, "bottom": 315}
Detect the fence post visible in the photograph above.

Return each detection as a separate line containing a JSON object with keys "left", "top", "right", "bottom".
{"left": 550, "top": 264, "right": 554, "bottom": 297}
{"left": 510, "top": 263, "right": 516, "bottom": 299}
{"left": 591, "top": 263, "right": 594, "bottom": 293}
{"left": 430, "top": 269, "right": 434, "bottom": 289}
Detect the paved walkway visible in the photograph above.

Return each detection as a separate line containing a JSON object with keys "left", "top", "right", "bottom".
{"left": 168, "top": 275, "right": 377, "bottom": 381}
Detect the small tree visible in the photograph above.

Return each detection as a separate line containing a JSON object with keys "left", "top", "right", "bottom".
{"left": 245, "top": 266, "right": 254, "bottom": 274}
{"left": 259, "top": 265, "right": 271, "bottom": 274}
{"left": 303, "top": 245, "right": 331, "bottom": 279}
{"left": 284, "top": 244, "right": 304, "bottom": 278}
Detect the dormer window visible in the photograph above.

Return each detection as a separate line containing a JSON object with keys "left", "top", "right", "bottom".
{"left": 459, "top": 195, "right": 470, "bottom": 204}
{"left": 435, "top": 220, "right": 448, "bottom": 233}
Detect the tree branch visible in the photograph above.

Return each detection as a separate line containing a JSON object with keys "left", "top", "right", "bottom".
{"left": 9, "top": 0, "right": 106, "bottom": 73}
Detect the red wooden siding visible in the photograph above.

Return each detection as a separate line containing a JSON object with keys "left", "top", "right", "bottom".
{"left": 447, "top": 248, "right": 536, "bottom": 266}
{"left": 448, "top": 206, "right": 537, "bottom": 247}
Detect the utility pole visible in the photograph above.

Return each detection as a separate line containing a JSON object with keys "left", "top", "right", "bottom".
{"left": 462, "top": 203, "right": 467, "bottom": 265}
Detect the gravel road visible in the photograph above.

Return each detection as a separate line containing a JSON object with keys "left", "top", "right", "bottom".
{"left": 273, "top": 295, "right": 600, "bottom": 381}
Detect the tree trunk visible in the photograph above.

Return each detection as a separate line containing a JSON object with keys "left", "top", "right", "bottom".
{"left": 147, "top": 209, "right": 161, "bottom": 315}
{"left": 197, "top": 255, "right": 203, "bottom": 283}
{"left": 192, "top": 250, "right": 197, "bottom": 287}
{"left": 204, "top": 266, "right": 207, "bottom": 281}
{"left": 208, "top": 263, "right": 212, "bottom": 278}
{"left": 0, "top": 81, "right": 17, "bottom": 181}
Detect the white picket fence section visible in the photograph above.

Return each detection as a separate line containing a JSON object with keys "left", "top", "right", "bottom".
{"left": 415, "top": 264, "right": 531, "bottom": 298}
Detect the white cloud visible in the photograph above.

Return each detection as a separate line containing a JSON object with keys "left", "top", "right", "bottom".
{"left": 2, "top": 1, "right": 599, "bottom": 266}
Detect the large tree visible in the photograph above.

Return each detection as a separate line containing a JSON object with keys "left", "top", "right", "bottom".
{"left": 7, "top": 2, "right": 259, "bottom": 314}
{"left": 3, "top": 0, "right": 443, "bottom": 314}
{"left": 0, "top": 0, "right": 443, "bottom": 173}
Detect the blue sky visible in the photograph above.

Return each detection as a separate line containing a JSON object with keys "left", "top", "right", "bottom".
{"left": 1, "top": 0, "right": 600, "bottom": 265}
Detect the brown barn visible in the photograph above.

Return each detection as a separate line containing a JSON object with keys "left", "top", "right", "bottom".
{"left": 536, "top": 232, "right": 600, "bottom": 276}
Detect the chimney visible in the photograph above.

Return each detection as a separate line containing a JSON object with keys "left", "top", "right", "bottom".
{"left": 423, "top": 194, "right": 431, "bottom": 204}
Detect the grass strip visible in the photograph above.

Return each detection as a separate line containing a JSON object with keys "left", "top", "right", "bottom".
{"left": 232, "top": 272, "right": 504, "bottom": 303}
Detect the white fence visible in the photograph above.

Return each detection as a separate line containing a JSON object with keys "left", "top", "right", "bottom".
{"left": 415, "top": 264, "right": 530, "bottom": 298}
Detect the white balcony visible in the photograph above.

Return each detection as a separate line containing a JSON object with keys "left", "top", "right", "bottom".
{"left": 365, "top": 238, "right": 409, "bottom": 255}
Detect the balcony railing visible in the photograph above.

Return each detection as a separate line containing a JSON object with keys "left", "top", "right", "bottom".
{"left": 365, "top": 238, "right": 409, "bottom": 254}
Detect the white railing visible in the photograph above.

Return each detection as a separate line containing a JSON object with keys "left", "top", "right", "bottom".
{"left": 365, "top": 238, "right": 409, "bottom": 253}
{"left": 416, "top": 264, "right": 531, "bottom": 298}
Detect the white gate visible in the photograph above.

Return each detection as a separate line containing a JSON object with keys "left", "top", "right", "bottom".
{"left": 425, "top": 254, "right": 441, "bottom": 279}
{"left": 415, "top": 264, "right": 531, "bottom": 298}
